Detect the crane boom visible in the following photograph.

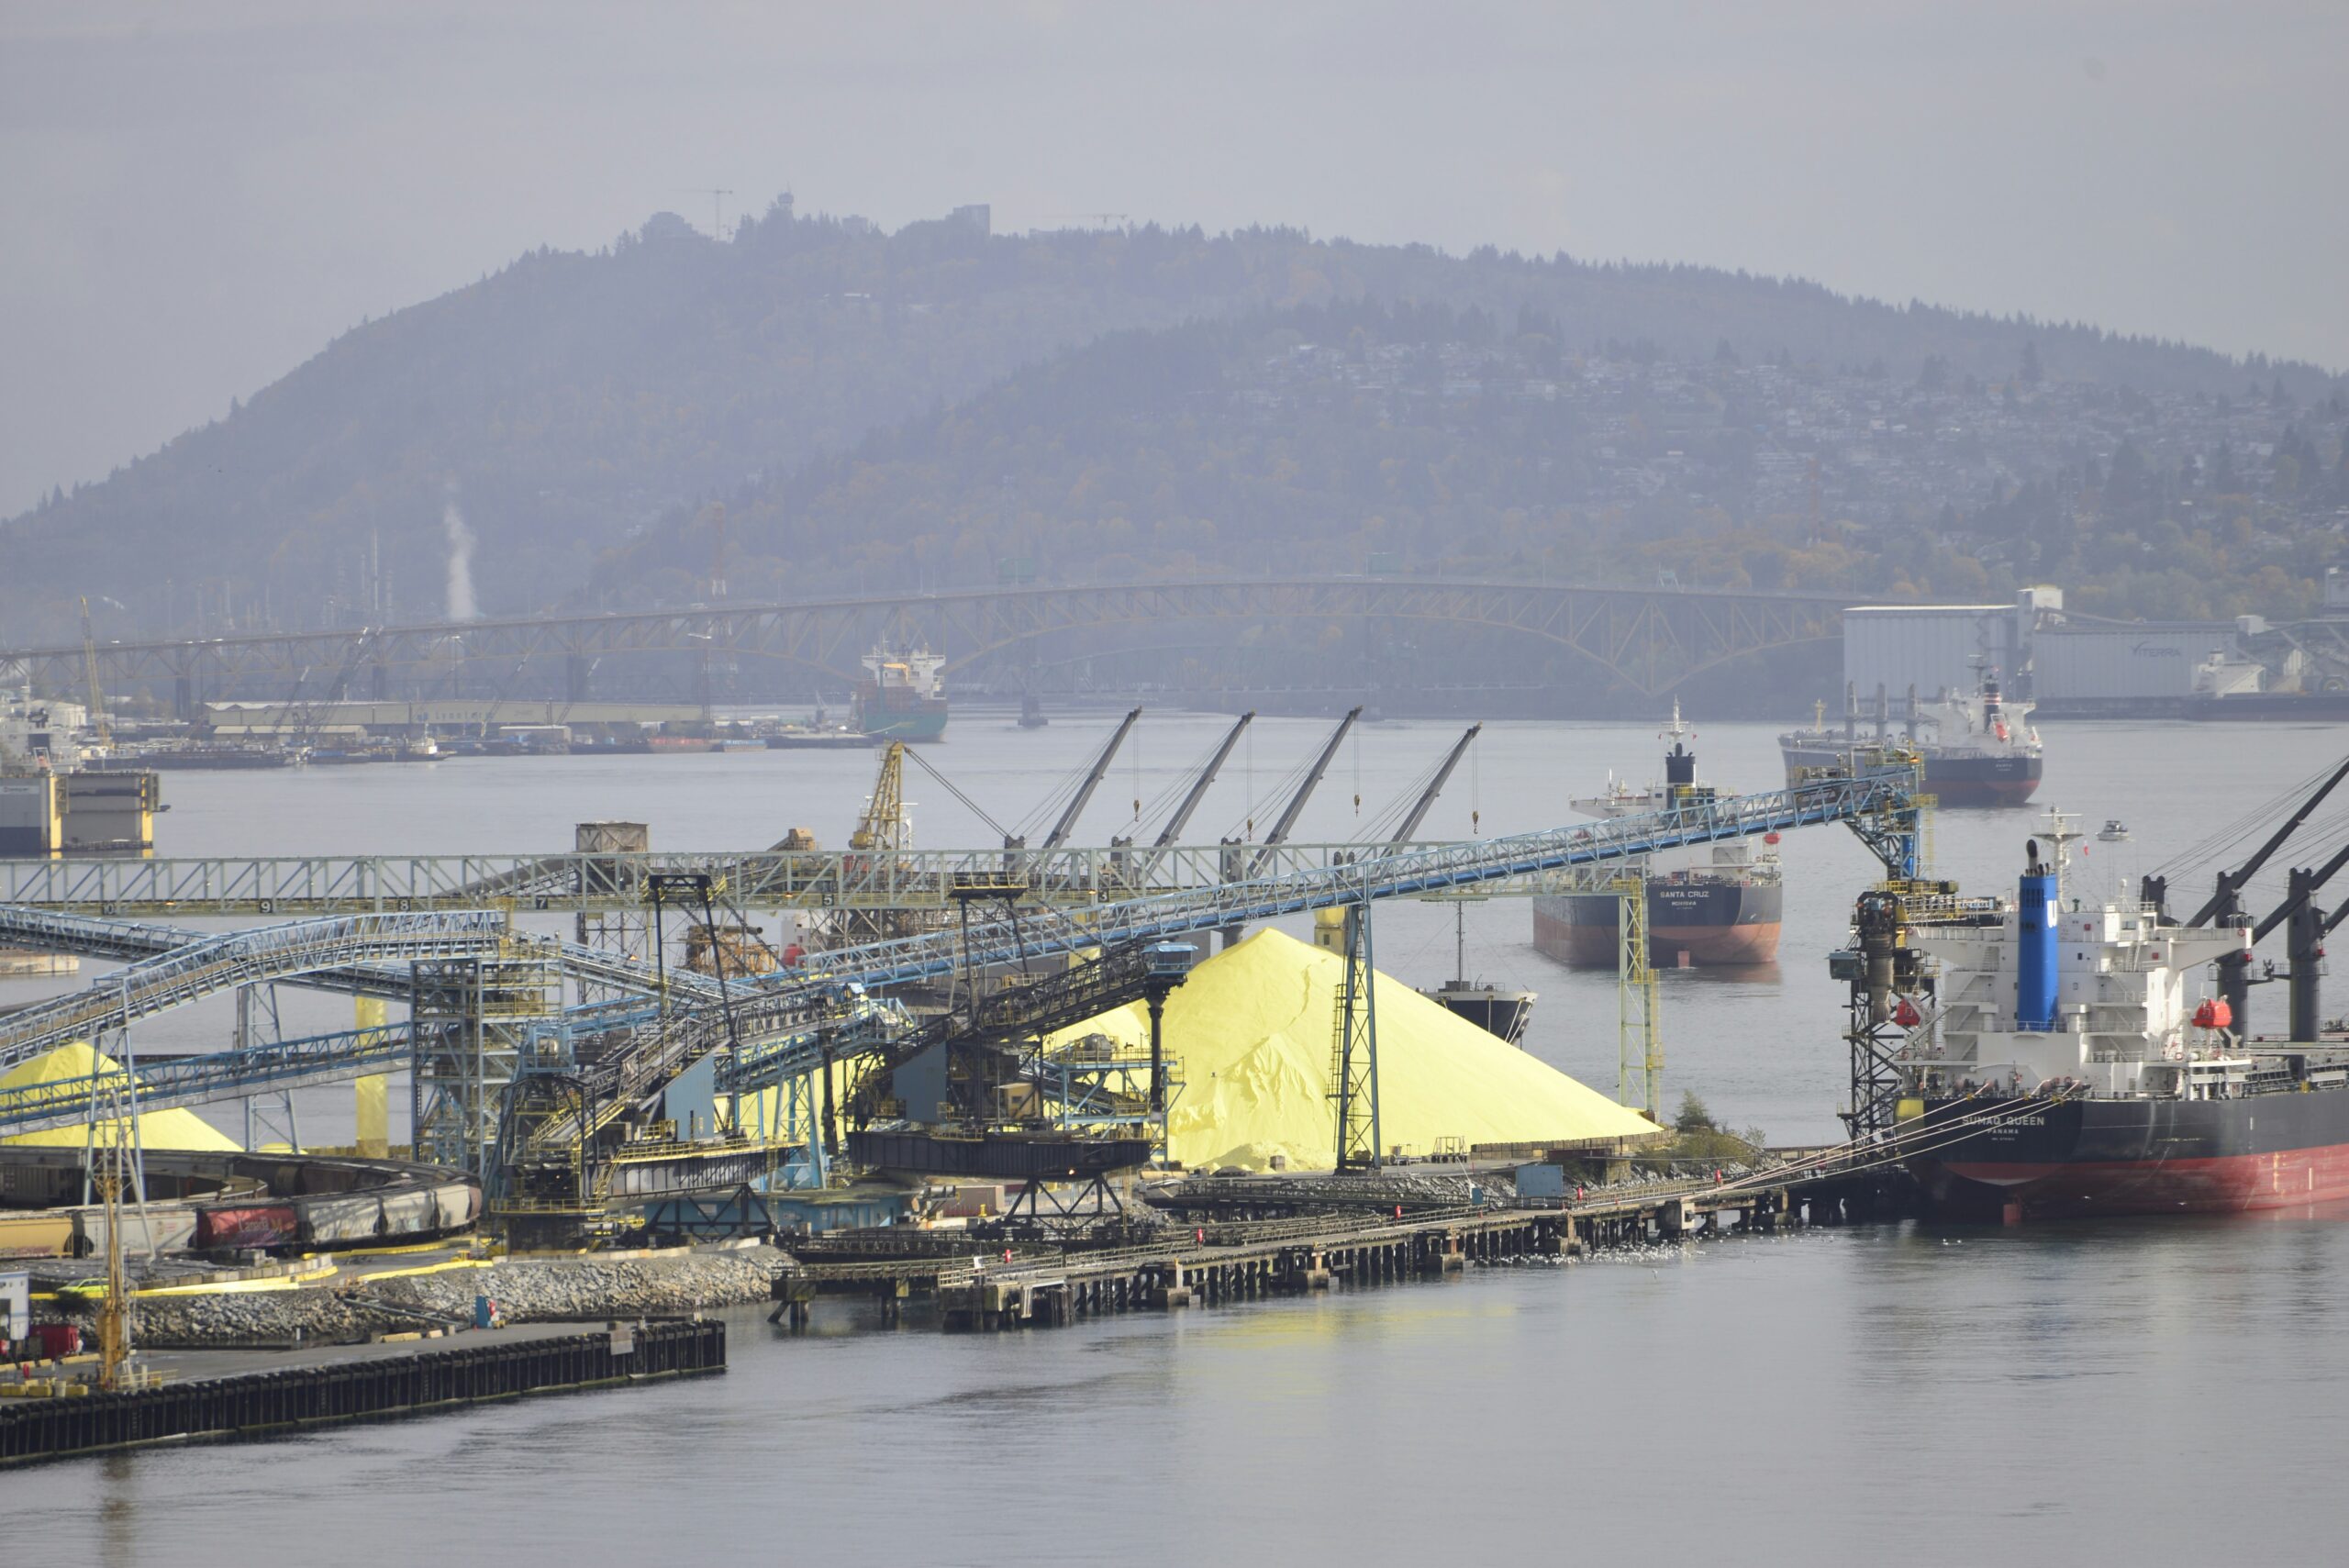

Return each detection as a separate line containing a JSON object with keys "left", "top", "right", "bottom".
{"left": 1389, "top": 723, "right": 1482, "bottom": 845}
{"left": 1254, "top": 706, "right": 1361, "bottom": 867}
{"left": 2254, "top": 837, "right": 2349, "bottom": 942}
{"left": 1153, "top": 711, "right": 1253, "bottom": 849}
{"left": 1041, "top": 706, "right": 1141, "bottom": 850}
{"left": 2188, "top": 755, "right": 2349, "bottom": 926}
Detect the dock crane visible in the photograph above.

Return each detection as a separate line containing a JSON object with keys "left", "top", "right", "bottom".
{"left": 849, "top": 743, "right": 910, "bottom": 852}
{"left": 1152, "top": 711, "right": 1253, "bottom": 849}
{"left": 1384, "top": 723, "right": 1482, "bottom": 846}
{"left": 1247, "top": 706, "right": 1362, "bottom": 875}
{"left": 1028, "top": 706, "right": 1142, "bottom": 851}
{"left": 279, "top": 629, "right": 376, "bottom": 754}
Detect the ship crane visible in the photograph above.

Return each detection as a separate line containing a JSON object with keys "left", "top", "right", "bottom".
{"left": 2243, "top": 838, "right": 2349, "bottom": 1041}
{"left": 2184, "top": 754, "right": 2349, "bottom": 1030}
{"left": 1151, "top": 711, "right": 1253, "bottom": 850}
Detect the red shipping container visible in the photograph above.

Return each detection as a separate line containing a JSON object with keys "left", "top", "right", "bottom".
{"left": 33, "top": 1322, "right": 82, "bottom": 1360}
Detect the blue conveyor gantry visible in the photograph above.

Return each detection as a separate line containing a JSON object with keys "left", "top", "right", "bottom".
{"left": 0, "top": 764, "right": 1920, "bottom": 1137}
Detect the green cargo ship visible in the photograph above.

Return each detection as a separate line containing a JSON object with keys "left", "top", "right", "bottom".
{"left": 854, "top": 646, "right": 950, "bottom": 741}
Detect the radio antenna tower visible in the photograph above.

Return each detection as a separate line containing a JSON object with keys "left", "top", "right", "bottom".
{"left": 685, "top": 187, "right": 736, "bottom": 240}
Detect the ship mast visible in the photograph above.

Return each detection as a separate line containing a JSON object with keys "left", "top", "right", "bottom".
{"left": 2033, "top": 806, "right": 2083, "bottom": 903}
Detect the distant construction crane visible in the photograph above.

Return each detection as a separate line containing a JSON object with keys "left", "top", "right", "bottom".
{"left": 78, "top": 596, "right": 108, "bottom": 748}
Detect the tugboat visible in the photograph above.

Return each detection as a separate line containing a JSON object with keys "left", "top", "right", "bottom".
{"left": 1884, "top": 806, "right": 2349, "bottom": 1218}
{"left": 1531, "top": 704, "right": 1784, "bottom": 968}
{"left": 1780, "top": 662, "right": 2042, "bottom": 807}
{"left": 1419, "top": 901, "right": 1535, "bottom": 1044}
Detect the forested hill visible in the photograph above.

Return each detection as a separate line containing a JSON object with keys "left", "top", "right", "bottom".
{"left": 592, "top": 303, "right": 2349, "bottom": 624}
{"left": 6, "top": 198, "right": 2340, "bottom": 642}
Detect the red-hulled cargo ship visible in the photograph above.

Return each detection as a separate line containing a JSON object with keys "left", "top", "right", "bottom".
{"left": 1887, "top": 813, "right": 2349, "bottom": 1219}
{"left": 1781, "top": 667, "right": 2041, "bottom": 808}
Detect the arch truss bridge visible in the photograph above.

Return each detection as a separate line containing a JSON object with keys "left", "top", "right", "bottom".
{"left": 2, "top": 578, "right": 1851, "bottom": 711}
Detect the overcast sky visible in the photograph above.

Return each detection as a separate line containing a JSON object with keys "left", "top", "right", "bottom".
{"left": 3, "top": 1, "right": 2343, "bottom": 518}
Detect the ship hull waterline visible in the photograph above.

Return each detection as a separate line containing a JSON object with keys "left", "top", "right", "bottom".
{"left": 1779, "top": 744, "right": 2040, "bottom": 808}
{"left": 1906, "top": 1091, "right": 2349, "bottom": 1219}
{"left": 1533, "top": 882, "right": 1783, "bottom": 969}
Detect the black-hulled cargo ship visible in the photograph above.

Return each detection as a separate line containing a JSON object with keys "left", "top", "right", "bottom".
{"left": 1531, "top": 706, "right": 1783, "bottom": 969}
{"left": 1418, "top": 901, "right": 1536, "bottom": 1043}
{"left": 1781, "top": 668, "right": 2041, "bottom": 807}
{"left": 1885, "top": 812, "right": 2349, "bottom": 1219}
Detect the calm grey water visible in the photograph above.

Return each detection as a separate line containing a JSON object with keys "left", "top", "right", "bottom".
{"left": 8, "top": 713, "right": 2349, "bottom": 1564}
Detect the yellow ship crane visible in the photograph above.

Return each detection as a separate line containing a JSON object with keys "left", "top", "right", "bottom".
{"left": 78, "top": 596, "right": 109, "bottom": 748}
{"left": 850, "top": 742, "right": 909, "bottom": 852}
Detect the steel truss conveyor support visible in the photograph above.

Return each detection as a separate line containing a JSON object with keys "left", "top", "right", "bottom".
{"left": 843, "top": 939, "right": 1198, "bottom": 1133}
{"left": 805, "top": 766, "right": 1923, "bottom": 1002}
{"left": 504, "top": 765, "right": 1920, "bottom": 1140}
{"left": 0, "top": 1021, "right": 410, "bottom": 1138}
{"left": 0, "top": 910, "right": 515, "bottom": 1072}
{"left": 0, "top": 766, "right": 1920, "bottom": 1164}
{"left": 0, "top": 839, "right": 1492, "bottom": 918}
{"left": 0, "top": 903, "right": 709, "bottom": 1008}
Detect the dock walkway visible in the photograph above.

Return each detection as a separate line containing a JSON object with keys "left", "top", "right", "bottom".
{"left": 776, "top": 1166, "right": 1908, "bottom": 1330}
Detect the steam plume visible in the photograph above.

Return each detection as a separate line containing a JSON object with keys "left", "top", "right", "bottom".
{"left": 442, "top": 499, "right": 478, "bottom": 621}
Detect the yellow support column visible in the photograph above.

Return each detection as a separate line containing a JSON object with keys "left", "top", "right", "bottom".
{"left": 354, "top": 996, "right": 391, "bottom": 1157}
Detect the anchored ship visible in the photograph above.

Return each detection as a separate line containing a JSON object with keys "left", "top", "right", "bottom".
{"left": 1531, "top": 706, "right": 1783, "bottom": 968}
{"left": 1882, "top": 809, "right": 2349, "bottom": 1219}
{"left": 1419, "top": 901, "right": 1535, "bottom": 1044}
{"left": 853, "top": 647, "right": 949, "bottom": 742}
{"left": 1781, "top": 665, "right": 2041, "bottom": 807}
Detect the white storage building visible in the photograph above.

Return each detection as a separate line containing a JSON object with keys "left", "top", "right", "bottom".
{"left": 1842, "top": 604, "right": 2033, "bottom": 704}
{"left": 2032, "top": 624, "right": 2240, "bottom": 702}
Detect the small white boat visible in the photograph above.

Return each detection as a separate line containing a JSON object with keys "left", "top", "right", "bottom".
{"left": 2098, "top": 819, "right": 2130, "bottom": 842}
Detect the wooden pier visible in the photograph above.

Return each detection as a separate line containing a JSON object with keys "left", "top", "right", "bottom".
{"left": 774, "top": 1166, "right": 1912, "bottom": 1331}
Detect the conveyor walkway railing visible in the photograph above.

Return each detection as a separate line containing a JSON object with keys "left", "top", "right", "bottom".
{"left": 0, "top": 903, "right": 719, "bottom": 1004}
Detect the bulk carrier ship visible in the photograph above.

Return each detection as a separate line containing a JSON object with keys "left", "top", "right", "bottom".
{"left": 1531, "top": 706, "right": 1783, "bottom": 968}
{"left": 1780, "top": 665, "right": 2041, "bottom": 807}
{"left": 853, "top": 646, "right": 949, "bottom": 742}
{"left": 1887, "top": 812, "right": 2349, "bottom": 1218}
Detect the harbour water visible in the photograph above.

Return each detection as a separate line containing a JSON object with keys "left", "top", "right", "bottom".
{"left": 8, "top": 715, "right": 2349, "bottom": 1562}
